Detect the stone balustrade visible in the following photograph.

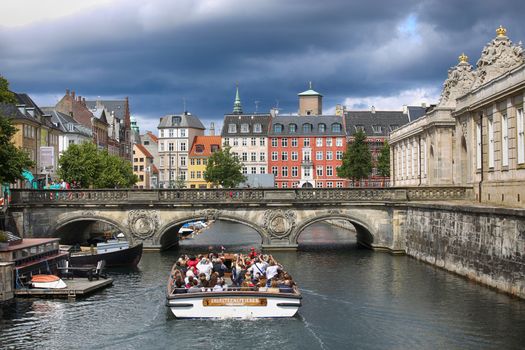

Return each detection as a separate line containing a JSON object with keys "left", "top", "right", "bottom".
{"left": 8, "top": 187, "right": 472, "bottom": 206}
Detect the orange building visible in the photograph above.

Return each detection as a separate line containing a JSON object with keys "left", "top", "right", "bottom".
{"left": 188, "top": 135, "right": 221, "bottom": 188}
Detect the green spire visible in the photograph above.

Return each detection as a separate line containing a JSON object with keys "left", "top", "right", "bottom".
{"left": 233, "top": 84, "right": 243, "bottom": 114}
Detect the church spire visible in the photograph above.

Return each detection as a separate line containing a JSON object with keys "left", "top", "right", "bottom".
{"left": 233, "top": 83, "right": 243, "bottom": 114}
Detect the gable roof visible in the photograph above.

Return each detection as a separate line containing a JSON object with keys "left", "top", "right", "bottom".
{"left": 344, "top": 110, "right": 409, "bottom": 136}
{"left": 220, "top": 113, "right": 271, "bottom": 137}
{"left": 146, "top": 131, "right": 158, "bottom": 142}
{"left": 134, "top": 143, "right": 153, "bottom": 158}
{"left": 189, "top": 135, "right": 222, "bottom": 157}
{"left": 41, "top": 107, "right": 92, "bottom": 137}
{"left": 85, "top": 100, "right": 127, "bottom": 120}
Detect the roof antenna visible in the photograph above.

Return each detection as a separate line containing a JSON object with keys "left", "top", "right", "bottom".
{"left": 254, "top": 100, "right": 260, "bottom": 114}
{"left": 182, "top": 97, "right": 187, "bottom": 114}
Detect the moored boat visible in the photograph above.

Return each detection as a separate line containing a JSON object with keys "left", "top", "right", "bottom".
{"left": 166, "top": 253, "right": 302, "bottom": 318}
{"left": 31, "top": 274, "right": 67, "bottom": 289}
{"left": 68, "top": 240, "right": 143, "bottom": 267}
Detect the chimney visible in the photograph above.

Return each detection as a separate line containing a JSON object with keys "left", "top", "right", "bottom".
{"left": 371, "top": 105, "right": 376, "bottom": 114}
{"left": 210, "top": 122, "right": 215, "bottom": 136}
{"left": 402, "top": 105, "right": 408, "bottom": 114}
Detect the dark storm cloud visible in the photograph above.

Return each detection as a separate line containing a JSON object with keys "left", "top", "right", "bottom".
{"left": 1, "top": 0, "right": 525, "bottom": 129}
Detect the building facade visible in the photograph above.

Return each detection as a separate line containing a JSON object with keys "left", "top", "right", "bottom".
{"left": 188, "top": 135, "right": 221, "bottom": 188}
{"left": 133, "top": 143, "right": 156, "bottom": 189}
{"left": 157, "top": 112, "right": 205, "bottom": 188}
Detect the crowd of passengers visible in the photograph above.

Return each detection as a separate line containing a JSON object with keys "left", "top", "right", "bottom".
{"left": 170, "top": 248, "right": 296, "bottom": 294}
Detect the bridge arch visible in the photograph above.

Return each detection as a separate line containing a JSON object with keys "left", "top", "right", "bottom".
{"left": 156, "top": 214, "right": 269, "bottom": 249}
{"left": 49, "top": 215, "right": 130, "bottom": 244}
{"left": 292, "top": 214, "right": 375, "bottom": 248}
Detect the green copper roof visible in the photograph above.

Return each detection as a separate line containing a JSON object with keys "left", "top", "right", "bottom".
{"left": 233, "top": 85, "right": 243, "bottom": 114}
{"left": 298, "top": 81, "right": 322, "bottom": 96}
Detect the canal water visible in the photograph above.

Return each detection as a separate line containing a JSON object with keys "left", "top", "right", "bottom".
{"left": 1, "top": 221, "right": 525, "bottom": 349}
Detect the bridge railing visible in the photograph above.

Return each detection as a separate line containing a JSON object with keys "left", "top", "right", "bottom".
{"left": 7, "top": 186, "right": 473, "bottom": 206}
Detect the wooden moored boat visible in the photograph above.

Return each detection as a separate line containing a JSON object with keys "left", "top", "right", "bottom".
{"left": 165, "top": 253, "right": 302, "bottom": 318}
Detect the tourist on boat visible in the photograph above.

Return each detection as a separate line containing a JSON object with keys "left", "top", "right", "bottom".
{"left": 198, "top": 273, "right": 209, "bottom": 288}
{"left": 188, "top": 279, "right": 201, "bottom": 293}
{"left": 248, "top": 247, "right": 258, "bottom": 259}
{"left": 265, "top": 256, "right": 282, "bottom": 287}
{"left": 212, "top": 258, "right": 227, "bottom": 277}
{"left": 196, "top": 258, "right": 213, "bottom": 279}
{"left": 173, "top": 275, "right": 185, "bottom": 289}
{"left": 187, "top": 256, "right": 199, "bottom": 270}
{"left": 212, "top": 278, "right": 225, "bottom": 292}
{"left": 185, "top": 275, "right": 195, "bottom": 288}
{"left": 208, "top": 272, "right": 219, "bottom": 288}
{"left": 184, "top": 269, "right": 195, "bottom": 285}
{"left": 250, "top": 255, "right": 268, "bottom": 277}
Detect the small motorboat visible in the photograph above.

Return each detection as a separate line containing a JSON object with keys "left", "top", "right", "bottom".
{"left": 31, "top": 275, "right": 67, "bottom": 289}
{"left": 67, "top": 240, "right": 143, "bottom": 267}
{"left": 179, "top": 224, "right": 194, "bottom": 236}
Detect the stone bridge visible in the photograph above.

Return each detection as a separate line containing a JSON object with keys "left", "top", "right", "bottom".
{"left": 6, "top": 187, "right": 471, "bottom": 251}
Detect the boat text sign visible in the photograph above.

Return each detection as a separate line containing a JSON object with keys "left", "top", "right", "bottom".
{"left": 203, "top": 297, "right": 267, "bottom": 307}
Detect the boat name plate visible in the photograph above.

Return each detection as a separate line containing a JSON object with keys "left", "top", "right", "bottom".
{"left": 202, "top": 297, "right": 267, "bottom": 307}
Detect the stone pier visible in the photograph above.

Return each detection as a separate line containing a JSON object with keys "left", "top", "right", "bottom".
{"left": 0, "top": 262, "right": 14, "bottom": 302}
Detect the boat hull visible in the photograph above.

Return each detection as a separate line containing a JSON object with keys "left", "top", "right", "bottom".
{"left": 31, "top": 275, "right": 67, "bottom": 289}
{"left": 166, "top": 292, "right": 301, "bottom": 318}
{"left": 69, "top": 243, "right": 143, "bottom": 267}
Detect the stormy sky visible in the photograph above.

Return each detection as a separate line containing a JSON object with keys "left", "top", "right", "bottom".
{"left": 1, "top": 0, "right": 525, "bottom": 133}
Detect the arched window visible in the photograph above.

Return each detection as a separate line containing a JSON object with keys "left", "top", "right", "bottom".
{"left": 318, "top": 123, "right": 326, "bottom": 133}
{"left": 273, "top": 123, "right": 283, "bottom": 133}
{"left": 289, "top": 123, "right": 297, "bottom": 133}
{"left": 331, "top": 123, "right": 342, "bottom": 133}
{"left": 302, "top": 123, "right": 313, "bottom": 133}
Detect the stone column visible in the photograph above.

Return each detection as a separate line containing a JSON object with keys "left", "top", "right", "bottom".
{"left": 0, "top": 262, "right": 14, "bottom": 302}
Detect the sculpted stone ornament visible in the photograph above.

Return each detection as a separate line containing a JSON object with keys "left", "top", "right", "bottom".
{"left": 438, "top": 53, "right": 475, "bottom": 108}
{"left": 128, "top": 210, "right": 159, "bottom": 239}
{"left": 199, "top": 208, "right": 220, "bottom": 221}
{"left": 82, "top": 210, "right": 98, "bottom": 217}
{"left": 263, "top": 209, "right": 296, "bottom": 239}
{"left": 472, "top": 26, "right": 524, "bottom": 89}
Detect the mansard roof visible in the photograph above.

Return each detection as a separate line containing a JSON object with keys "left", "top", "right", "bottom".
{"left": 268, "top": 115, "right": 345, "bottom": 136}
{"left": 221, "top": 113, "right": 271, "bottom": 137}
{"left": 158, "top": 112, "right": 205, "bottom": 129}
{"left": 344, "top": 110, "right": 409, "bottom": 136}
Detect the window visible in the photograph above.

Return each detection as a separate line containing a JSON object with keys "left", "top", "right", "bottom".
{"left": 281, "top": 138, "right": 288, "bottom": 147}
{"left": 272, "top": 166, "right": 278, "bottom": 176}
{"left": 291, "top": 138, "right": 298, "bottom": 147}
{"left": 169, "top": 129, "right": 174, "bottom": 137}
{"left": 69, "top": 139, "right": 75, "bottom": 145}
{"left": 303, "top": 150, "right": 311, "bottom": 161}
{"left": 253, "top": 123, "right": 262, "bottom": 133}
{"left": 326, "top": 166, "right": 333, "bottom": 176}
{"left": 291, "top": 151, "right": 298, "bottom": 161}
{"left": 316, "top": 138, "right": 323, "bottom": 147}
{"left": 203, "top": 159, "right": 207, "bottom": 165}
{"left": 372, "top": 125, "right": 382, "bottom": 133}
{"left": 228, "top": 124, "right": 237, "bottom": 133}
{"left": 502, "top": 113, "right": 508, "bottom": 167}
{"left": 282, "top": 152, "right": 288, "bottom": 161}
{"left": 316, "top": 166, "right": 323, "bottom": 177}
{"left": 139, "top": 158, "right": 144, "bottom": 162}
{"left": 326, "top": 151, "right": 333, "bottom": 160}
{"left": 196, "top": 159, "right": 201, "bottom": 165}
{"left": 241, "top": 123, "right": 249, "bottom": 133}
{"left": 282, "top": 182, "right": 288, "bottom": 188}
{"left": 159, "top": 142, "right": 165, "bottom": 152}
{"left": 259, "top": 138, "right": 265, "bottom": 146}
{"left": 303, "top": 138, "right": 310, "bottom": 147}
{"left": 273, "top": 123, "right": 283, "bottom": 133}
{"left": 304, "top": 168, "right": 311, "bottom": 177}
{"left": 223, "top": 138, "right": 230, "bottom": 146}
{"left": 488, "top": 116, "right": 494, "bottom": 168}
{"left": 171, "top": 116, "right": 181, "bottom": 125}
{"left": 133, "top": 165, "right": 138, "bottom": 171}
{"left": 330, "top": 123, "right": 340, "bottom": 133}
{"left": 180, "top": 156, "right": 186, "bottom": 167}
{"left": 326, "top": 182, "right": 333, "bottom": 188}
{"left": 260, "top": 166, "right": 266, "bottom": 174}
{"left": 326, "top": 138, "right": 333, "bottom": 147}
{"left": 233, "top": 138, "right": 239, "bottom": 146}
{"left": 336, "top": 151, "right": 343, "bottom": 160}
{"left": 302, "top": 123, "right": 313, "bottom": 133}
{"left": 242, "top": 152, "right": 248, "bottom": 161}
{"left": 181, "top": 142, "right": 187, "bottom": 151}
{"left": 160, "top": 158, "right": 164, "bottom": 167}
{"left": 211, "top": 145, "right": 219, "bottom": 153}
{"left": 190, "top": 171, "right": 195, "bottom": 179}
{"left": 251, "top": 137, "right": 256, "bottom": 146}
{"left": 336, "top": 182, "right": 343, "bottom": 188}
{"left": 476, "top": 120, "right": 482, "bottom": 168}
{"left": 259, "top": 152, "right": 266, "bottom": 161}
{"left": 336, "top": 137, "right": 343, "bottom": 147}
{"left": 292, "top": 166, "right": 298, "bottom": 177}
{"left": 144, "top": 140, "right": 150, "bottom": 145}
{"left": 316, "top": 182, "right": 323, "bottom": 188}
{"left": 292, "top": 182, "right": 299, "bottom": 188}
{"left": 318, "top": 123, "right": 326, "bottom": 133}
{"left": 389, "top": 125, "right": 399, "bottom": 132}
{"left": 242, "top": 167, "right": 247, "bottom": 174}
{"left": 354, "top": 125, "right": 364, "bottom": 132}
{"left": 282, "top": 167, "right": 288, "bottom": 177}
{"left": 197, "top": 171, "right": 202, "bottom": 178}
{"left": 271, "top": 152, "right": 278, "bottom": 161}
{"left": 251, "top": 152, "right": 257, "bottom": 161}
{"left": 519, "top": 109, "right": 525, "bottom": 164}
{"left": 181, "top": 129, "right": 186, "bottom": 137}
{"left": 242, "top": 138, "right": 247, "bottom": 146}
{"left": 168, "top": 143, "right": 174, "bottom": 151}
{"left": 289, "top": 124, "right": 297, "bottom": 133}
{"left": 195, "top": 144, "right": 204, "bottom": 153}
{"left": 316, "top": 151, "right": 323, "bottom": 160}
{"left": 190, "top": 159, "right": 195, "bottom": 165}
{"left": 251, "top": 167, "right": 257, "bottom": 174}
{"left": 160, "top": 130, "right": 164, "bottom": 138}
{"left": 271, "top": 138, "right": 278, "bottom": 147}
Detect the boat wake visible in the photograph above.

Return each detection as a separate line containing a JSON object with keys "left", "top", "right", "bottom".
{"left": 298, "top": 313, "right": 327, "bottom": 350}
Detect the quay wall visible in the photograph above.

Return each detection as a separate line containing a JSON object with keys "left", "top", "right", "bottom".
{"left": 403, "top": 204, "right": 525, "bottom": 299}
{"left": 0, "top": 262, "right": 14, "bottom": 302}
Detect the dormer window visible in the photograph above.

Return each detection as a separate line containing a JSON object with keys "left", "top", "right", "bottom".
{"left": 196, "top": 144, "right": 204, "bottom": 153}
{"left": 273, "top": 123, "right": 283, "bottom": 133}
{"left": 241, "top": 123, "right": 249, "bottom": 133}
{"left": 389, "top": 124, "right": 398, "bottom": 132}
{"left": 354, "top": 125, "right": 364, "bottom": 132}
{"left": 228, "top": 123, "right": 237, "bottom": 133}
{"left": 211, "top": 144, "right": 219, "bottom": 152}
{"left": 372, "top": 125, "right": 382, "bottom": 133}
{"left": 318, "top": 123, "right": 326, "bottom": 133}
{"left": 289, "top": 123, "right": 297, "bottom": 133}
{"left": 331, "top": 123, "right": 342, "bottom": 133}
{"left": 302, "top": 123, "right": 313, "bottom": 133}
{"left": 253, "top": 123, "right": 262, "bottom": 133}
{"left": 171, "top": 116, "right": 181, "bottom": 126}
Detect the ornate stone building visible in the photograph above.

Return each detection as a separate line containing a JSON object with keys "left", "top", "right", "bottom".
{"left": 390, "top": 26, "right": 525, "bottom": 206}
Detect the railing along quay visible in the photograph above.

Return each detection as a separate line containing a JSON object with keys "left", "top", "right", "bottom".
{"left": 8, "top": 187, "right": 472, "bottom": 206}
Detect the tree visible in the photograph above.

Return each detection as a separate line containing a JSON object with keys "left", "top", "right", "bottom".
{"left": 204, "top": 146, "right": 246, "bottom": 188}
{"left": 58, "top": 143, "right": 138, "bottom": 188}
{"left": 337, "top": 129, "right": 372, "bottom": 184}
{"left": 0, "top": 116, "right": 34, "bottom": 184}
{"left": 0, "top": 75, "right": 16, "bottom": 104}
{"left": 377, "top": 141, "right": 390, "bottom": 177}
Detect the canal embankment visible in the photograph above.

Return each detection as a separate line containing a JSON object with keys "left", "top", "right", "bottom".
{"left": 0, "top": 262, "right": 14, "bottom": 302}
{"left": 403, "top": 202, "right": 525, "bottom": 299}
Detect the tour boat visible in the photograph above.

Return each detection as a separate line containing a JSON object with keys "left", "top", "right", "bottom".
{"left": 31, "top": 274, "right": 67, "bottom": 289}
{"left": 67, "top": 240, "right": 143, "bottom": 267}
{"left": 165, "top": 254, "right": 302, "bottom": 319}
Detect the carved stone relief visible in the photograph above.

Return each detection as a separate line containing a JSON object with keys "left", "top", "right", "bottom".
{"left": 128, "top": 210, "right": 160, "bottom": 239}
{"left": 262, "top": 209, "right": 296, "bottom": 239}
{"left": 199, "top": 208, "right": 221, "bottom": 221}
{"left": 438, "top": 56, "right": 475, "bottom": 108}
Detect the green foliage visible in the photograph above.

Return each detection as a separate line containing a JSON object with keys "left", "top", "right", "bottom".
{"left": 204, "top": 146, "right": 246, "bottom": 188}
{"left": 58, "top": 143, "right": 137, "bottom": 188}
{"left": 0, "top": 116, "right": 34, "bottom": 184}
{"left": 0, "top": 230, "right": 8, "bottom": 243}
{"left": 337, "top": 129, "right": 372, "bottom": 182}
{"left": 377, "top": 141, "right": 390, "bottom": 177}
{"left": 0, "top": 75, "right": 16, "bottom": 104}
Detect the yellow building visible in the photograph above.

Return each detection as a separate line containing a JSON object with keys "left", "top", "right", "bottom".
{"left": 188, "top": 136, "right": 221, "bottom": 188}
{"left": 133, "top": 143, "right": 157, "bottom": 189}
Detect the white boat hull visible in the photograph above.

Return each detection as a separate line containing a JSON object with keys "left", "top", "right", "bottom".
{"left": 166, "top": 292, "right": 301, "bottom": 318}
{"left": 32, "top": 279, "right": 67, "bottom": 289}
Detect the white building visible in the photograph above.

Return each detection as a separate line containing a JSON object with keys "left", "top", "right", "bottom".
{"left": 42, "top": 108, "right": 93, "bottom": 157}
